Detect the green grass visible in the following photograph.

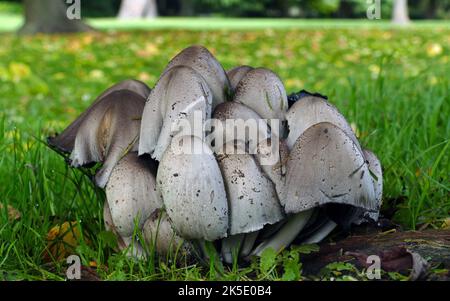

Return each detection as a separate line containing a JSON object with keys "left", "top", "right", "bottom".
{"left": 0, "top": 21, "right": 449, "bottom": 280}
{"left": 1, "top": 14, "right": 450, "bottom": 32}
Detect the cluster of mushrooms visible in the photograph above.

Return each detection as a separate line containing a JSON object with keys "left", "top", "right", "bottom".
{"left": 48, "top": 45, "right": 382, "bottom": 264}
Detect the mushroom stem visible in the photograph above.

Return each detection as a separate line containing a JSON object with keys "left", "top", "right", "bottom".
{"left": 250, "top": 209, "right": 313, "bottom": 256}
{"left": 221, "top": 234, "right": 245, "bottom": 264}
{"left": 301, "top": 220, "right": 337, "bottom": 244}
{"left": 121, "top": 236, "right": 146, "bottom": 259}
{"left": 258, "top": 220, "right": 287, "bottom": 240}
{"left": 239, "top": 231, "right": 259, "bottom": 258}
{"left": 195, "top": 239, "right": 220, "bottom": 262}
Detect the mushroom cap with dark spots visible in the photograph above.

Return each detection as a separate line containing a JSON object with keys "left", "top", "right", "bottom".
{"left": 139, "top": 65, "right": 212, "bottom": 161}
{"left": 217, "top": 143, "right": 284, "bottom": 235}
{"left": 157, "top": 136, "right": 229, "bottom": 241}
{"left": 164, "top": 45, "right": 231, "bottom": 108}
{"left": 283, "top": 122, "right": 376, "bottom": 214}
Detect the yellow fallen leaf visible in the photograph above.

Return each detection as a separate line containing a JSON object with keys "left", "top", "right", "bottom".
{"left": 89, "top": 69, "right": 105, "bottom": 80}
{"left": 0, "top": 203, "right": 21, "bottom": 221}
{"left": 137, "top": 71, "right": 151, "bottom": 82}
{"left": 82, "top": 34, "right": 94, "bottom": 46}
{"left": 350, "top": 122, "right": 361, "bottom": 138}
{"left": 426, "top": 43, "right": 443, "bottom": 57}
{"left": 44, "top": 221, "right": 83, "bottom": 262}
{"left": 368, "top": 64, "right": 381, "bottom": 78}
{"left": 89, "top": 261, "right": 97, "bottom": 268}
{"left": 441, "top": 218, "right": 450, "bottom": 229}
{"left": 8, "top": 62, "right": 31, "bottom": 83}
{"left": 135, "top": 42, "right": 159, "bottom": 57}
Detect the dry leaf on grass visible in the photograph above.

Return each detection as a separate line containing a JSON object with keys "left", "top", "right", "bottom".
{"left": 0, "top": 203, "right": 21, "bottom": 221}
{"left": 43, "top": 221, "right": 84, "bottom": 262}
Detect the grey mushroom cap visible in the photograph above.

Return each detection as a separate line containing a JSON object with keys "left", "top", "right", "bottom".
{"left": 103, "top": 201, "right": 114, "bottom": 233}
{"left": 360, "top": 149, "right": 383, "bottom": 222}
{"left": 232, "top": 67, "right": 288, "bottom": 136}
{"left": 226, "top": 65, "right": 253, "bottom": 91}
{"left": 97, "top": 79, "right": 151, "bottom": 100}
{"left": 142, "top": 209, "right": 192, "bottom": 257}
{"left": 103, "top": 201, "right": 127, "bottom": 251}
{"left": 285, "top": 95, "right": 360, "bottom": 151}
{"left": 157, "top": 135, "right": 229, "bottom": 241}
{"left": 164, "top": 45, "right": 231, "bottom": 108}
{"left": 217, "top": 144, "right": 284, "bottom": 235}
{"left": 52, "top": 90, "right": 146, "bottom": 188}
{"left": 105, "top": 152, "right": 161, "bottom": 239}
{"left": 211, "top": 101, "right": 270, "bottom": 154}
{"left": 139, "top": 65, "right": 212, "bottom": 161}
{"left": 283, "top": 122, "right": 376, "bottom": 214}
{"left": 48, "top": 79, "right": 150, "bottom": 154}
{"left": 254, "top": 138, "right": 289, "bottom": 199}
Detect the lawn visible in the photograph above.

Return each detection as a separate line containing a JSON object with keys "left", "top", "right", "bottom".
{"left": 0, "top": 19, "right": 449, "bottom": 280}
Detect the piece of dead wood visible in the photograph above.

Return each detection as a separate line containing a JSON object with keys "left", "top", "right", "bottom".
{"left": 301, "top": 229, "right": 450, "bottom": 280}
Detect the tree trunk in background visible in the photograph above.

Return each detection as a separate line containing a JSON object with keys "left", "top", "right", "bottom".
{"left": 392, "top": 0, "right": 410, "bottom": 25}
{"left": 19, "top": 0, "right": 91, "bottom": 34}
{"left": 275, "top": 0, "right": 290, "bottom": 18}
{"left": 180, "top": 0, "right": 194, "bottom": 16}
{"left": 425, "top": 0, "right": 438, "bottom": 19}
{"left": 144, "top": 0, "right": 158, "bottom": 18}
{"left": 118, "top": 0, "right": 158, "bottom": 19}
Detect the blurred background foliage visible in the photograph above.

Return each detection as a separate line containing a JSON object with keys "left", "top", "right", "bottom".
{"left": 0, "top": 0, "right": 449, "bottom": 19}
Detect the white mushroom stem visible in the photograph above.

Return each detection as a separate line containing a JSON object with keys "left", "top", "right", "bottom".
{"left": 221, "top": 234, "right": 245, "bottom": 264}
{"left": 301, "top": 220, "right": 337, "bottom": 244}
{"left": 239, "top": 231, "right": 259, "bottom": 258}
{"left": 250, "top": 209, "right": 313, "bottom": 256}
{"left": 195, "top": 239, "right": 221, "bottom": 263}
{"left": 121, "top": 236, "right": 146, "bottom": 259}
{"left": 258, "top": 220, "right": 287, "bottom": 240}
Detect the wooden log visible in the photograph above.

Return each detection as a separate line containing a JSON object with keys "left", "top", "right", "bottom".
{"left": 301, "top": 229, "right": 450, "bottom": 280}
